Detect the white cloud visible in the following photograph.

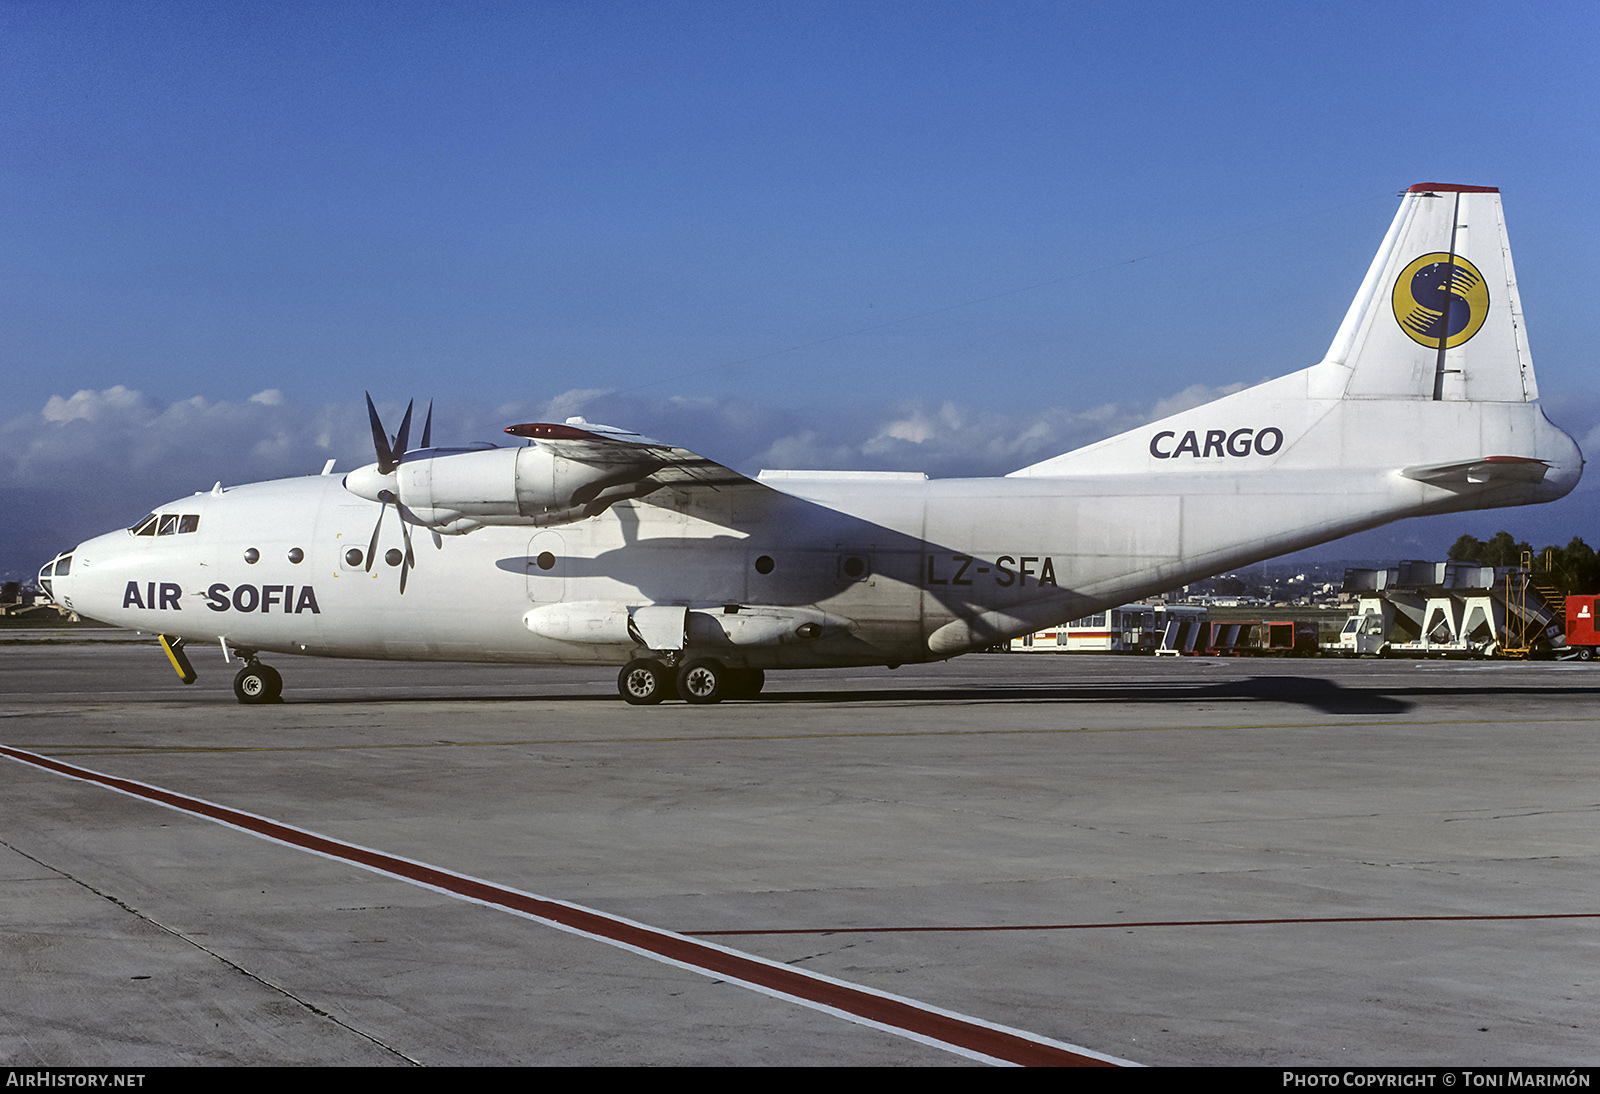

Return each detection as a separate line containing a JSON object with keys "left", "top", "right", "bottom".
{"left": 6, "top": 378, "right": 1599, "bottom": 580}
{"left": 40, "top": 385, "right": 148, "bottom": 424}
{"left": 536, "top": 388, "right": 614, "bottom": 421}
{"left": 749, "top": 430, "right": 861, "bottom": 471}
{"left": 871, "top": 411, "right": 937, "bottom": 445}
{"left": 1, "top": 387, "right": 383, "bottom": 574}
{"left": 1148, "top": 381, "right": 1253, "bottom": 420}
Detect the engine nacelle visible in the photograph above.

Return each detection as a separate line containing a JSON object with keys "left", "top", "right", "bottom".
{"left": 523, "top": 602, "right": 854, "bottom": 649}
{"left": 346, "top": 446, "right": 661, "bottom": 531}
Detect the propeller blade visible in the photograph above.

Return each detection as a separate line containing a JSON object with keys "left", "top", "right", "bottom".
{"left": 366, "top": 491, "right": 389, "bottom": 572}
{"left": 397, "top": 501, "right": 415, "bottom": 594}
{"left": 365, "top": 392, "right": 398, "bottom": 474}
{"left": 359, "top": 397, "right": 425, "bottom": 592}
{"left": 392, "top": 400, "right": 415, "bottom": 461}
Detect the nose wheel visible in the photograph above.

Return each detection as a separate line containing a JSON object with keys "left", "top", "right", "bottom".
{"left": 233, "top": 663, "right": 283, "bottom": 704}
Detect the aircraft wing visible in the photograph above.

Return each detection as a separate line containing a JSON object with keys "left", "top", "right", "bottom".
{"left": 503, "top": 419, "right": 764, "bottom": 492}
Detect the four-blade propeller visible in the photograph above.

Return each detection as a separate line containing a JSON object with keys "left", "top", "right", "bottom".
{"left": 359, "top": 393, "right": 433, "bottom": 594}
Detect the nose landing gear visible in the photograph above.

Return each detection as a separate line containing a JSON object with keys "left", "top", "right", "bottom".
{"left": 233, "top": 661, "right": 284, "bottom": 704}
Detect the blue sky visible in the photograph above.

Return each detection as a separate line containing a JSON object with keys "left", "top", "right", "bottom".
{"left": 4, "top": 1, "right": 1598, "bottom": 577}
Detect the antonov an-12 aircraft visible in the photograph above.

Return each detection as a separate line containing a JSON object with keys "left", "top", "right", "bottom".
{"left": 39, "top": 185, "right": 1583, "bottom": 704}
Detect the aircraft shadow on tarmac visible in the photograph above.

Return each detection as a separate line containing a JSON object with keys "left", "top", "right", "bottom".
{"left": 758, "top": 676, "right": 1417, "bottom": 715}
{"left": 765, "top": 678, "right": 1600, "bottom": 716}
{"left": 271, "top": 675, "right": 1600, "bottom": 716}
{"left": 273, "top": 676, "right": 1600, "bottom": 717}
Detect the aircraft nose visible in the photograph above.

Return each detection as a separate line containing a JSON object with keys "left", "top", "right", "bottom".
{"left": 37, "top": 547, "right": 78, "bottom": 604}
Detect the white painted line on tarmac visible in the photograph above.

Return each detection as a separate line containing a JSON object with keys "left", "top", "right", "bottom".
{"left": 0, "top": 742, "right": 1136, "bottom": 1068}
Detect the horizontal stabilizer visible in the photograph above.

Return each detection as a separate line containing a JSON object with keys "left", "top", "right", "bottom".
{"left": 1400, "top": 455, "right": 1550, "bottom": 487}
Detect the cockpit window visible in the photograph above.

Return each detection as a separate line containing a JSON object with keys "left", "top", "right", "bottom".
{"left": 133, "top": 513, "right": 200, "bottom": 536}
{"left": 38, "top": 552, "right": 72, "bottom": 600}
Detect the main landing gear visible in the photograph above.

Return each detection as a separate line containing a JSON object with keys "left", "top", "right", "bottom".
{"left": 232, "top": 660, "right": 283, "bottom": 704}
{"left": 617, "top": 657, "right": 764, "bottom": 705}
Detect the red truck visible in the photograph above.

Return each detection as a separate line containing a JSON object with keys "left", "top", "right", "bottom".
{"left": 1566, "top": 595, "right": 1599, "bottom": 660}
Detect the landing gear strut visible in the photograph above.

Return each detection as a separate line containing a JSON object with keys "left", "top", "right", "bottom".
{"left": 233, "top": 662, "right": 283, "bottom": 704}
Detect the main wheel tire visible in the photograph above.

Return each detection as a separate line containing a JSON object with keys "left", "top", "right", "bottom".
{"left": 724, "top": 667, "right": 765, "bottom": 700}
{"left": 677, "top": 659, "right": 726, "bottom": 705}
{"left": 618, "top": 659, "right": 670, "bottom": 705}
{"left": 1577, "top": 646, "right": 1594, "bottom": 662}
{"left": 233, "top": 664, "right": 282, "bottom": 704}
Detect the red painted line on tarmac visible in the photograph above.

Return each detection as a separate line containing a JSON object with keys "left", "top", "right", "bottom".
{"left": 692, "top": 912, "right": 1600, "bottom": 936}
{"left": 0, "top": 743, "right": 1132, "bottom": 1068}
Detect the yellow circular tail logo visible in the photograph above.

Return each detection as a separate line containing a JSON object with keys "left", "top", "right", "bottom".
{"left": 1392, "top": 253, "right": 1490, "bottom": 349}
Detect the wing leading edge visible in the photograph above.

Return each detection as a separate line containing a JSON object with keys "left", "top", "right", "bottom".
{"left": 503, "top": 417, "right": 766, "bottom": 494}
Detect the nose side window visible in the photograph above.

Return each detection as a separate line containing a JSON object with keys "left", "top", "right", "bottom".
{"left": 157, "top": 515, "right": 179, "bottom": 535}
{"left": 132, "top": 515, "right": 158, "bottom": 536}
{"left": 179, "top": 514, "right": 199, "bottom": 533}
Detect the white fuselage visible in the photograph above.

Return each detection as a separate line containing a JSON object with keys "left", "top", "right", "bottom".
{"left": 49, "top": 385, "right": 1582, "bottom": 670}
{"left": 42, "top": 186, "right": 1589, "bottom": 681}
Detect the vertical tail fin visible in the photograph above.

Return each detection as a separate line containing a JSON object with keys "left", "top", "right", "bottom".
{"left": 1314, "top": 184, "right": 1536, "bottom": 403}
{"left": 1010, "top": 183, "right": 1578, "bottom": 485}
